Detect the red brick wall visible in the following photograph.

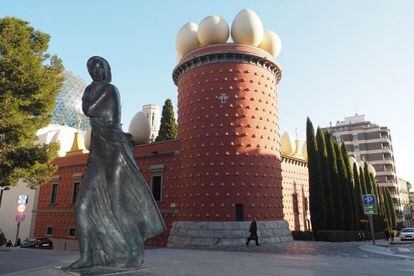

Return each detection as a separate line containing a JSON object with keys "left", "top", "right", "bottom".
{"left": 281, "top": 155, "right": 310, "bottom": 231}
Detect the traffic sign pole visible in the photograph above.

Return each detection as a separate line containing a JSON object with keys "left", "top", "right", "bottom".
{"left": 368, "top": 214, "right": 375, "bottom": 244}
{"left": 15, "top": 222, "right": 20, "bottom": 246}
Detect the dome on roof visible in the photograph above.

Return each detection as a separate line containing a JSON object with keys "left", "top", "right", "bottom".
{"left": 51, "top": 71, "right": 89, "bottom": 130}
{"left": 281, "top": 131, "right": 293, "bottom": 155}
{"left": 258, "top": 30, "right": 282, "bottom": 57}
{"left": 231, "top": 9, "right": 264, "bottom": 46}
{"left": 176, "top": 22, "right": 200, "bottom": 57}
{"left": 128, "top": 111, "right": 151, "bottom": 145}
{"left": 197, "top": 16, "right": 229, "bottom": 46}
{"left": 301, "top": 143, "right": 308, "bottom": 160}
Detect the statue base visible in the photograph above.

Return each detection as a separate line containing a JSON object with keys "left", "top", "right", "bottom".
{"left": 58, "top": 265, "right": 150, "bottom": 275}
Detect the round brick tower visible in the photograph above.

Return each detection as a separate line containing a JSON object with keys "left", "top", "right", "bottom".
{"left": 172, "top": 44, "right": 283, "bottom": 222}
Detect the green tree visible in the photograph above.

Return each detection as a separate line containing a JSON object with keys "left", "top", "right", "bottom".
{"left": 155, "top": 99, "right": 177, "bottom": 142}
{"left": 364, "top": 163, "right": 373, "bottom": 194}
{"left": 359, "top": 167, "right": 367, "bottom": 195}
{"left": 306, "top": 118, "right": 326, "bottom": 231}
{"left": 381, "top": 187, "right": 392, "bottom": 229}
{"left": 384, "top": 187, "right": 397, "bottom": 229}
{"left": 352, "top": 163, "right": 364, "bottom": 230}
{"left": 335, "top": 142, "right": 354, "bottom": 230}
{"left": 316, "top": 128, "right": 335, "bottom": 230}
{"left": 325, "top": 131, "right": 344, "bottom": 230}
{"left": 0, "top": 17, "right": 63, "bottom": 188}
{"left": 340, "top": 143, "right": 357, "bottom": 230}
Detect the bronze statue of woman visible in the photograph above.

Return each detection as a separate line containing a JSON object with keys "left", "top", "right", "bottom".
{"left": 64, "top": 56, "right": 165, "bottom": 270}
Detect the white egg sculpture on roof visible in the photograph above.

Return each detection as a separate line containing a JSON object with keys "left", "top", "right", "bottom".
{"left": 197, "top": 15, "right": 229, "bottom": 46}
{"left": 280, "top": 131, "right": 293, "bottom": 155}
{"left": 301, "top": 142, "right": 308, "bottom": 160}
{"left": 258, "top": 30, "right": 282, "bottom": 57}
{"left": 176, "top": 22, "right": 200, "bottom": 57}
{"left": 84, "top": 128, "right": 91, "bottom": 151}
{"left": 128, "top": 111, "right": 151, "bottom": 145}
{"left": 368, "top": 163, "right": 376, "bottom": 178}
{"left": 231, "top": 9, "right": 264, "bottom": 46}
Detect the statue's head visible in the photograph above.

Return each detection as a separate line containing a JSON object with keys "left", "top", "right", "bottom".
{"left": 87, "top": 56, "right": 112, "bottom": 82}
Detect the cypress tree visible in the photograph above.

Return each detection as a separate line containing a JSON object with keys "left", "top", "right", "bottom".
{"left": 306, "top": 118, "right": 326, "bottom": 232}
{"left": 341, "top": 143, "right": 357, "bottom": 230}
{"left": 359, "top": 167, "right": 367, "bottom": 195}
{"left": 316, "top": 128, "right": 335, "bottom": 230}
{"left": 381, "top": 187, "right": 391, "bottom": 229}
{"left": 155, "top": 99, "right": 177, "bottom": 142}
{"left": 384, "top": 187, "right": 397, "bottom": 229}
{"left": 335, "top": 142, "right": 354, "bottom": 230}
{"left": 352, "top": 163, "right": 364, "bottom": 230}
{"left": 364, "top": 163, "right": 373, "bottom": 194}
{"left": 324, "top": 131, "right": 344, "bottom": 230}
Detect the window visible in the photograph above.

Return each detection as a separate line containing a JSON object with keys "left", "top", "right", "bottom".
{"left": 151, "top": 112, "right": 155, "bottom": 126}
{"left": 354, "top": 144, "right": 359, "bottom": 151}
{"left": 72, "top": 182, "right": 80, "bottom": 203}
{"left": 50, "top": 184, "right": 58, "bottom": 203}
{"left": 352, "top": 134, "right": 358, "bottom": 141}
{"left": 151, "top": 175, "right": 162, "bottom": 201}
{"left": 335, "top": 136, "right": 341, "bottom": 143}
{"left": 292, "top": 193, "right": 299, "bottom": 214}
{"left": 46, "top": 226, "right": 53, "bottom": 235}
{"left": 235, "top": 204, "right": 244, "bottom": 221}
{"left": 68, "top": 228, "right": 76, "bottom": 237}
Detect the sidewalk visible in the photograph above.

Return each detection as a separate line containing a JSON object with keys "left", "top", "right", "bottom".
{"left": 359, "top": 239, "right": 414, "bottom": 259}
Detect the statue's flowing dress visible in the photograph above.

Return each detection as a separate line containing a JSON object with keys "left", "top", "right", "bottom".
{"left": 78, "top": 80, "right": 165, "bottom": 266}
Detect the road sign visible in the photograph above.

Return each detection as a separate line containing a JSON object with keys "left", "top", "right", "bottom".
{"left": 17, "top": 204, "right": 26, "bottom": 213}
{"left": 15, "top": 213, "right": 25, "bottom": 222}
{"left": 362, "top": 194, "right": 377, "bottom": 215}
{"left": 363, "top": 194, "right": 375, "bottom": 205}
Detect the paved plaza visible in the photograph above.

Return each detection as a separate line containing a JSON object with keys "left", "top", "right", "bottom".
{"left": 1, "top": 241, "right": 414, "bottom": 276}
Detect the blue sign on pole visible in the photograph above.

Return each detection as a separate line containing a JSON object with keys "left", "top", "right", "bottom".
{"left": 363, "top": 194, "right": 375, "bottom": 206}
{"left": 362, "top": 194, "right": 377, "bottom": 215}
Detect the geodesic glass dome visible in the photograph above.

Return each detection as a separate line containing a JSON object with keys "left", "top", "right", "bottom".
{"left": 51, "top": 71, "right": 90, "bottom": 130}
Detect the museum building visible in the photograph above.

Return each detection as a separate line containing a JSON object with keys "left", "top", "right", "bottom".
{"left": 34, "top": 10, "right": 310, "bottom": 249}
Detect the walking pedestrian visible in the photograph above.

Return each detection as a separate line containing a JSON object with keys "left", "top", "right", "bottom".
{"left": 246, "top": 218, "right": 260, "bottom": 246}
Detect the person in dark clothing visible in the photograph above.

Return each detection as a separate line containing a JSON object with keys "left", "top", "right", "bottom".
{"left": 246, "top": 219, "right": 260, "bottom": 246}
{"left": 384, "top": 228, "right": 390, "bottom": 241}
{"left": 5, "top": 240, "right": 13, "bottom": 247}
{"left": 14, "top": 238, "right": 21, "bottom": 247}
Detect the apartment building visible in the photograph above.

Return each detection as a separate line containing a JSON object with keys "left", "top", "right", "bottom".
{"left": 324, "top": 114, "right": 402, "bottom": 222}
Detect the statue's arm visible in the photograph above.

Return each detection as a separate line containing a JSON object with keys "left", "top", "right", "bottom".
{"left": 83, "top": 85, "right": 115, "bottom": 117}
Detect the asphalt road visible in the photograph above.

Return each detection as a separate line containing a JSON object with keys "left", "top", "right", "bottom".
{"left": 1, "top": 241, "right": 413, "bottom": 276}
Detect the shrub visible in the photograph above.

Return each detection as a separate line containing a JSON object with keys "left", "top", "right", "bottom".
{"left": 291, "top": 231, "right": 314, "bottom": 241}
{"left": 314, "top": 230, "right": 384, "bottom": 242}
{"left": 0, "top": 230, "right": 6, "bottom": 246}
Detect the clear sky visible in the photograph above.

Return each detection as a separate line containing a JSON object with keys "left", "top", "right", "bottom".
{"left": 1, "top": 1, "right": 413, "bottom": 186}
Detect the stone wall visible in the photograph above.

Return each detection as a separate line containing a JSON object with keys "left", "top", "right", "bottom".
{"left": 168, "top": 220, "right": 292, "bottom": 247}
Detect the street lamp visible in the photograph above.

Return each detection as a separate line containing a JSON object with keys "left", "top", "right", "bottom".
{"left": 0, "top": 186, "right": 10, "bottom": 207}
